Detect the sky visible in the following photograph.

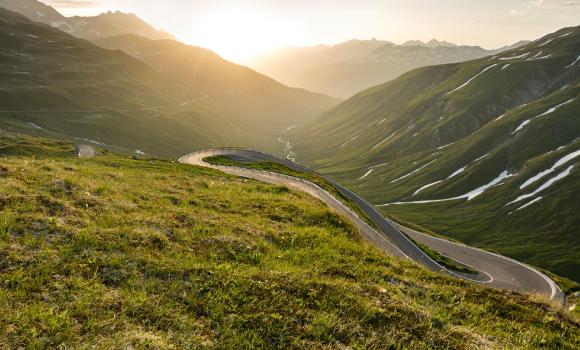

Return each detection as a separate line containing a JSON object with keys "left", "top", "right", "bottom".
{"left": 46, "top": 0, "right": 580, "bottom": 62}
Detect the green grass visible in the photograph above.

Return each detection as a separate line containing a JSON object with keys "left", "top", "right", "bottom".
{"left": 205, "top": 155, "right": 479, "bottom": 275}
{"left": 0, "top": 132, "right": 578, "bottom": 348}
{"left": 204, "top": 155, "right": 377, "bottom": 229}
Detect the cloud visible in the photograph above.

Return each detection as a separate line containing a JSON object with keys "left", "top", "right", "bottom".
{"left": 511, "top": 0, "right": 580, "bottom": 16}
{"left": 530, "top": 0, "right": 580, "bottom": 7}
{"left": 46, "top": 0, "right": 102, "bottom": 9}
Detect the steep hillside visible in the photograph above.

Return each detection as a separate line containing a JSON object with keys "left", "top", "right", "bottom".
{"left": 94, "top": 34, "right": 337, "bottom": 131}
{"left": 0, "top": 0, "right": 173, "bottom": 40}
{"left": 0, "top": 8, "right": 335, "bottom": 157}
{"left": 291, "top": 26, "right": 580, "bottom": 281}
{"left": 249, "top": 39, "right": 517, "bottom": 98}
{"left": 0, "top": 131, "right": 578, "bottom": 348}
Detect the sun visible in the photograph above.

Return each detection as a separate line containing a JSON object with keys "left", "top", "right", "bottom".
{"left": 183, "top": 6, "right": 306, "bottom": 63}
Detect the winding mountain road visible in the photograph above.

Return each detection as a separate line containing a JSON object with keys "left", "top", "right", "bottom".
{"left": 179, "top": 148, "right": 563, "bottom": 301}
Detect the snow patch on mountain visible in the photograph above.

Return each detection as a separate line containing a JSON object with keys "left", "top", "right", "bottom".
{"left": 565, "top": 54, "right": 580, "bottom": 68}
{"left": 339, "top": 135, "right": 359, "bottom": 149}
{"left": 413, "top": 180, "right": 443, "bottom": 196}
{"left": 512, "top": 120, "right": 531, "bottom": 134}
{"left": 391, "top": 159, "right": 438, "bottom": 183}
{"left": 516, "top": 197, "right": 543, "bottom": 211}
{"left": 358, "top": 169, "right": 375, "bottom": 180}
{"left": 371, "top": 132, "right": 397, "bottom": 150}
{"left": 382, "top": 170, "right": 516, "bottom": 205}
{"left": 474, "top": 153, "right": 491, "bottom": 162}
{"left": 446, "top": 64, "right": 497, "bottom": 95}
{"left": 499, "top": 52, "right": 530, "bottom": 60}
{"left": 512, "top": 98, "right": 575, "bottom": 134}
{"left": 520, "top": 149, "right": 580, "bottom": 189}
{"left": 447, "top": 166, "right": 467, "bottom": 179}
{"left": 508, "top": 165, "right": 574, "bottom": 205}
{"left": 538, "top": 39, "right": 553, "bottom": 47}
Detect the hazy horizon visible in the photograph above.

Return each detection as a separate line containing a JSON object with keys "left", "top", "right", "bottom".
{"left": 41, "top": 0, "right": 580, "bottom": 62}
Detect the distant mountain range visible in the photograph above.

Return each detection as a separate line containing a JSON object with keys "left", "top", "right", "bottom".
{"left": 0, "top": 0, "right": 173, "bottom": 40}
{"left": 290, "top": 26, "right": 580, "bottom": 281}
{"left": 0, "top": 7, "right": 335, "bottom": 157}
{"left": 250, "top": 39, "right": 529, "bottom": 98}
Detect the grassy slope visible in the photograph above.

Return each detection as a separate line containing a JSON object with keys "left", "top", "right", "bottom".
{"left": 291, "top": 26, "right": 580, "bottom": 281}
{"left": 0, "top": 132, "right": 578, "bottom": 348}
{"left": 94, "top": 34, "right": 338, "bottom": 131}
{"left": 204, "top": 155, "right": 478, "bottom": 275}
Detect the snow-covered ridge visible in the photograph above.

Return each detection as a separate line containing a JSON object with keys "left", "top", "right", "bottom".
{"left": 446, "top": 64, "right": 498, "bottom": 95}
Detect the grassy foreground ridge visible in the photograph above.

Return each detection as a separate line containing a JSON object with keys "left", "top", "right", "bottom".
{"left": 0, "top": 132, "right": 578, "bottom": 349}
{"left": 204, "top": 155, "right": 478, "bottom": 275}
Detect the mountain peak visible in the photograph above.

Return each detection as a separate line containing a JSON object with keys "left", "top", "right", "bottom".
{"left": 0, "top": 0, "right": 174, "bottom": 40}
{"left": 402, "top": 39, "right": 458, "bottom": 48}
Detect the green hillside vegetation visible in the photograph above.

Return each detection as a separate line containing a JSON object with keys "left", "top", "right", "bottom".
{"left": 204, "top": 155, "right": 478, "bottom": 275}
{"left": 0, "top": 131, "right": 579, "bottom": 348}
{"left": 291, "top": 26, "right": 580, "bottom": 281}
{"left": 0, "top": 7, "right": 335, "bottom": 158}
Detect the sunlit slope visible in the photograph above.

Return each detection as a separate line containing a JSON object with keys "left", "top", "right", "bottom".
{"left": 292, "top": 26, "right": 580, "bottom": 281}
{"left": 95, "top": 34, "right": 337, "bottom": 130}
{"left": 0, "top": 8, "right": 334, "bottom": 157}
{"left": 0, "top": 8, "right": 254, "bottom": 156}
{"left": 0, "top": 131, "right": 578, "bottom": 348}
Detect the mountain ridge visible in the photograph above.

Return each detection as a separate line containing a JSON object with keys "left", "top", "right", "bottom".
{"left": 0, "top": 7, "right": 336, "bottom": 158}
{"left": 290, "top": 25, "right": 580, "bottom": 281}
{"left": 250, "top": 38, "right": 527, "bottom": 98}
{"left": 0, "top": 0, "right": 174, "bottom": 40}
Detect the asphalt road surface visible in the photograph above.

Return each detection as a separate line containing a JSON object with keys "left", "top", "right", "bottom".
{"left": 179, "top": 148, "right": 562, "bottom": 301}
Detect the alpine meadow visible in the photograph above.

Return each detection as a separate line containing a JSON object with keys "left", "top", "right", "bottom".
{"left": 0, "top": 1, "right": 579, "bottom": 349}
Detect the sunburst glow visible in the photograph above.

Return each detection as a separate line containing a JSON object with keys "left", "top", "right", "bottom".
{"left": 183, "top": 5, "right": 307, "bottom": 62}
